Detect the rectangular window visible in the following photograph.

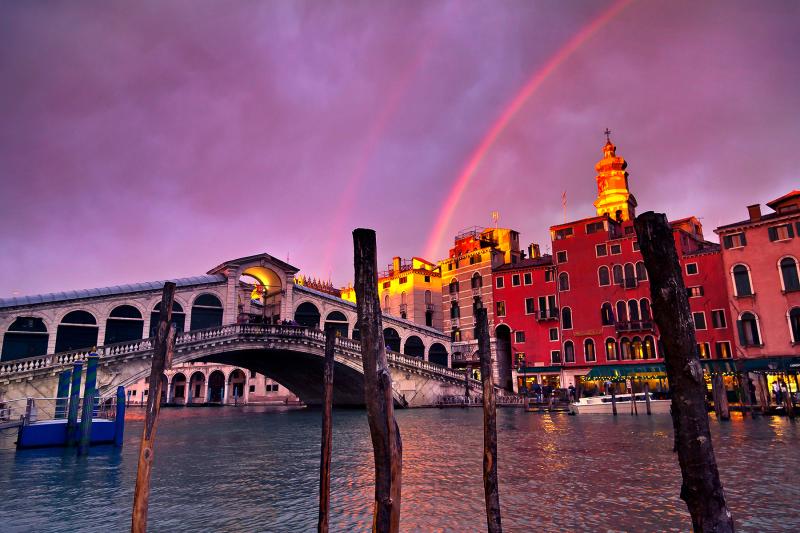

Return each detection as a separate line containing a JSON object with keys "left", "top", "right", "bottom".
{"left": 525, "top": 298, "right": 535, "bottom": 314}
{"left": 399, "top": 276, "right": 407, "bottom": 284}
{"left": 596, "top": 244, "right": 608, "bottom": 257}
{"left": 556, "top": 251, "right": 568, "bottom": 264}
{"left": 144, "top": 390, "right": 148, "bottom": 396}
{"left": 496, "top": 301, "right": 506, "bottom": 317}
{"left": 693, "top": 311, "right": 707, "bottom": 330}
{"left": 544, "top": 269, "right": 554, "bottom": 282}
{"left": 610, "top": 243, "right": 622, "bottom": 255}
{"left": 448, "top": 263, "right": 453, "bottom": 271}
{"left": 555, "top": 227, "right": 574, "bottom": 240}
{"left": 715, "top": 341, "right": 732, "bottom": 359}
{"left": 687, "top": 286, "right": 704, "bottom": 298}
{"left": 549, "top": 328, "right": 559, "bottom": 341}
{"left": 514, "top": 331, "right": 526, "bottom": 343}
{"left": 551, "top": 350, "right": 562, "bottom": 364}
{"left": 632, "top": 240, "right": 640, "bottom": 252}
{"left": 722, "top": 232, "right": 747, "bottom": 249}
{"left": 249, "top": 385, "right": 255, "bottom": 393}
{"left": 496, "top": 276, "right": 504, "bottom": 289}
{"left": 511, "top": 274, "right": 521, "bottom": 286}
{"left": 768, "top": 224, "right": 795, "bottom": 241}
{"left": 586, "top": 221, "right": 605, "bottom": 234}
{"left": 696, "top": 342, "right": 711, "bottom": 359}
{"left": 712, "top": 309, "right": 727, "bottom": 329}
{"left": 686, "top": 263, "right": 698, "bottom": 275}
{"left": 523, "top": 272, "right": 532, "bottom": 285}
{"left": 424, "top": 275, "right": 430, "bottom": 283}
{"left": 382, "top": 281, "right": 390, "bottom": 289}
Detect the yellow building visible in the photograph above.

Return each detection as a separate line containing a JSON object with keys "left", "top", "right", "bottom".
{"left": 593, "top": 135, "right": 637, "bottom": 222}
{"left": 341, "top": 256, "right": 442, "bottom": 330}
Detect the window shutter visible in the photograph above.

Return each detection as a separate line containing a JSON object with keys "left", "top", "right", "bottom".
{"left": 740, "top": 232, "right": 747, "bottom": 245}
{"left": 723, "top": 235, "right": 732, "bottom": 249}
{"left": 768, "top": 227, "right": 778, "bottom": 241}
{"left": 736, "top": 320, "right": 746, "bottom": 345}
{"left": 788, "top": 224, "right": 795, "bottom": 238}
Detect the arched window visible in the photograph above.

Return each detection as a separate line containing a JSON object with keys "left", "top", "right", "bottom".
{"left": 605, "top": 338, "right": 618, "bottom": 361}
{"left": 613, "top": 265, "right": 623, "bottom": 285}
{"left": 471, "top": 272, "right": 482, "bottom": 289}
{"left": 1, "top": 317, "right": 48, "bottom": 361}
{"left": 584, "top": 338, "right": 596, "bottom": 362}
{"left": 789, "top": 308, "right": 800, "bottom": 343}
{"left": 403, "top": 335, "right": 425, "bottom": 358}
{"left": 294, "top": 302, "right": 321, "bottom": 329}
{"left": 424, "top": 290, "right": 432, "bottom": 304}
{"left": 598, "top": 266, "right": 610, "bottom": 286}
{"left": 55, "top": 310, "right": 99, "bottom": 353}
{"left": 616, "top": 301, "right": 628, "bottom": 323}
{"left": 624, "top": 263, "right": 636, "bottom": 287}
{"left": 631, "top": 336, "right": 643, "bottom": 359}
{"left": 643, "top": 335, "right": 656, "bottom": 359}
{"left": 732, "top": 264, "right": 753, "bottom": 296}
{"left": 450, "top": 301, "right": 460, "bottom": 319}
{"left": 400, "top": 292, "right": 407, "bottom": 318}
{"left": 190, "top": 294, "right": 223, "bottom": 330}
{"left": 737, "top": 312, "right": 761, "bottom": 346}
{"left": 105, "top": 305, "right": 144, "bottom": 344}
{"left": 779, "top": 257, "right": 800, "bottom": 292}
{"left": 601, "top": 302, "right": 614, "bottom": 325}
{"left": 636, "top": 261, "right": 648, "bottom": 281}
{"left": 561, "top": 307, "right": 573, "bottom": 330}
{"left": 150, "top": 301, "right": 185, "bottom": 336}
{"left": 620, "top": 337, "right": 632, "bottom": 360}
{"left": 564, "top": 340, "right": 575, "bottom": 363}
{"left": 449, "top": 279, "right": 459, "bottom": 294}
{"left": 640, "top": 299, "right": 651, "bottom": 321}
{"left": 558, "top": 272, "right": 570, "bottom": 291}
{"left": 628, "top": 300, "right": 640, "bottom": 322}
{"left": 384, "top": 294, "right": 390, "bottom": 312}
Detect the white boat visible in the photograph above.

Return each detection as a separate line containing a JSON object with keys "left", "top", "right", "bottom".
{"left": 569, "top": 392, "right": 672, "bottom": 414}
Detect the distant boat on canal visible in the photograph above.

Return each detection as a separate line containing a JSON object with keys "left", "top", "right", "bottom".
{"left": 569, "top": 392, "right": 671, "bottom": 414}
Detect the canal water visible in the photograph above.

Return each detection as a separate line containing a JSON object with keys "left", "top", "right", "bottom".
{"left": 0, "top": 407, "right": 798, "bottom": 532}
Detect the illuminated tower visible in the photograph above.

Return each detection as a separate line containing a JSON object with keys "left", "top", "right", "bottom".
{"left": 593, "top": 129, "right": 637, "bottom": 222}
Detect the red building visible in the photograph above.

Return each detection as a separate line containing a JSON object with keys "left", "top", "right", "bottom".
{"left": 493, "top": 137, "right": 735, "bottom": 390}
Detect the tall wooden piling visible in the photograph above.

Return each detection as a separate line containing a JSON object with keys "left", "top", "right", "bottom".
{"left": 55, "top": 370, "right": 72, "bottom": 419}
{"left": 635, "top": 212, "right": 734, "bottom": 532}
{"left": 610, "top": 386, "right": 617, "bottom": 416}
{"left": 475, "top": 307, "right": 502, "bottom": 533}
{"left": 66, "top": 362, "right": 83, "bottom": 446}
{"left": 643, "top": 382, "right": 652, "bottom": 415}
{"left": 318, "top": 328, "right": 336, "bottom": 533}
{"left": 711, "top": 374, "right": 730, "bottom": 421}
{"left": 78, "top": 354, "right": 99, "bottom": 455}
{"left": 131, "top": 282, "right": 177, "bottom": 533}
{"left": 352, "top": 229, "right": 402, "bottom": 533}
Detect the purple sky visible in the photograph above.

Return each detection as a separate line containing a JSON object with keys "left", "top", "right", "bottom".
{"left": 1, "top": 1, "right": 798, "bottom": 297}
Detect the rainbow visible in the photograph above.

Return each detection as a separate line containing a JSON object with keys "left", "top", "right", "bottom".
{"left": 423, "top": 0, "right": 632, "bottom": 260}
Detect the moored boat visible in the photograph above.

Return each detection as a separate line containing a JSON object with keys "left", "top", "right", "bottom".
{"left": 569, "top": 392, "right": 671, "bottom": 414}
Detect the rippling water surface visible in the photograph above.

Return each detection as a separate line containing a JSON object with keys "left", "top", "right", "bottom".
{"left": 0, "top": 407, "right": 798, "bottom": 532}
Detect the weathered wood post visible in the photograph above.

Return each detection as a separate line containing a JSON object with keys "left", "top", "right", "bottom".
{"left": 635, "top": 212, "right": 734, "bottom": 532}
{"left": 131, "top": 282, "right": 177, "bottom": 533}
{"left": 318, "top": 328, "right": 336, "bottom": 533}
{"left": 66, "top": 362, "right": 83, "bottom": 446}
{"left": 352, "top": 229, "right": 402, "bottom": 533}
{"left": 610, "top": 386, "right": 618, "bottom": 416}
{"left": 711, "top": 374, "right": 730, "bottom": 421}
{"left": 781, "top": 375, "right": 794, "bottom": 418}
{"left": 475, "top": 307, "right": 502, "bottom": 533}
{"left": 78, "top": 354, "right": 99, "bottom": 455}
{"left": 737, "top": 373, "right": 750, "bottom": 418}
{"left": 643, "top": 382, "right": 652, "bottom": 415}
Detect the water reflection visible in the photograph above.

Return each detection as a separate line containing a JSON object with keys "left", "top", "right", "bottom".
{"left": 0, "top": 407, "right": 798, "bottom": 532}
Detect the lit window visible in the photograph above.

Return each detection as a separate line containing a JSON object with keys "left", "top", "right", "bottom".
{"left": 715, "top": 341, "right": 731, "bottom": 359}
{"left": 687, "top": 286, "right": 704, "bottom": 298}
{"left": 722, "top": 232, "right": 746, "bottom": 248}
{"left": 768, "top": 224, "right": 795, "bottom": 242}
{"left": 696, "top": 342, "right": 711, "bottom": 359}
{"left": 605, "top": 338, "right": 618, "bottom": 360}
{"left": 496, "top": 301, "right": 506, "bottom": 317}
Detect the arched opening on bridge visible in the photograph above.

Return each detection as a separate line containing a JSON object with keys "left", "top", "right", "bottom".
{"left": 190, "top": 294, "right": 224, "bottom": 330}
{"left": 2, "top": 317, "right": 49, "bottom": 361}
{"left": 150, "top": 301, "right": 185, "bottom": 337}
{"left": 104, "top": 305, "right": 144, "bottom": 345}
{"left": 159, "top": 374, "right": 168, "bottom": 404}
{"left": 383, "top": 327, "right": 401, "bottom": 352}
{"left": 495, "top": 324, "right": 513, "bottom": 391}
{"left": 228, "top": 369, "right": 247, "bottom": 402}
{"left": 324, "top": 311, "right": 349, "bottom": 338}
{"left": 55, "top": 311, "right": 98, "bottom": 353}
{"left": 403, "top": 335, "right": 425, "bottom": 358}
{"left": 295, "top": 302, "right": 321, "bottom": 329}
{"left": 208, "top": 370, "right": 226, "bottom": 403}
{"left": 240, "top": 267, "right": 283, "bottom": 323}
{"left": 171, "top": 372, "right": 187, "bottom": 404}
{"left": 188, "top": 371, "right": 205, "bottom": 404}
{"left": 428, "top": 343, "right": 448, "bottom": 366}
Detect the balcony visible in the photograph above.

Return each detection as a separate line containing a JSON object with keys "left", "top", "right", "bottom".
{"left": 451, "top": 351, "right": 480, "bottom": 364}
{"left": 399, "top": 303, "right": 408, "bottom": 314}
{"left": 471, "top": 286, "right": 481, "bottom": 297}
{"left": 535, "top": 308, "right": 559, "bottom": 321}
{"left": 615, "top": 320, "right": 654, "bottom": 333}
{"left": 425, "top": 303, "right": 435, "bottom": 312}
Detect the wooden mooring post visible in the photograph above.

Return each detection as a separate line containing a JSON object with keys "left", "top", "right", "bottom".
{"left": 643, "top": 382, "right": 652, "bottom": 415}
{"left": 131, "top": 282, "right": 177, "bottom": 533}
{"left": 610, "top": 386, "right": 617, "bottom": 416}
{"left": 475, "top": 307, "right": 502, "bottom": 533}
{"left": 318, "top": 328, "right": 336, "bottom": 533}
{"left": 635, "top": 212, "right": 734, "bottom": 532}
{"left": 711, "top": 374, "right": 730, "bottom": 421}
{"left": 352, "top": 229, "right": 402, "bottom": 533}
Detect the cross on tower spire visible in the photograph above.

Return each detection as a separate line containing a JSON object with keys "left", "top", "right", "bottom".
{"left": 604, "top": 128, "right": 612, "bottom": 142}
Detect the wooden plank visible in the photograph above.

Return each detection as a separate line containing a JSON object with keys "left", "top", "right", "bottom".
{"left": 475, "top": 307, "right": 502, "bottom": 533}
{"left": 318, "top": 328, "right": 336, "bottom": 533}
{"left": 131, "top": 282, "right": 177, "bottom": 533}
{"left": 352, "top": 229, "right": 402, "bottom": 533}
{"left": 635, "top": 212, "right": 734, "bottom": 532}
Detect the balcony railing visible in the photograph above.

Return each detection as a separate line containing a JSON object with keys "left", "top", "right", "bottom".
{"left": 535, "top": 308, "right": 559, "bottom": 321}
{"left": 615, "top": 320, "right": 654, "bottom": 333}
{"left": 425, "top": 303, "right": 435, "bottom": 312}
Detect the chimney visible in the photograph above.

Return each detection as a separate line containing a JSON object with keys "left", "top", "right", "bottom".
{"left": 392, "top": 256, "right": 401, "bottom": 272}
{"left": 747, "top": 204, "right": 761, "bottom": 222}
{"left": 528, "top": 243, "right": 540, "bottom": 259}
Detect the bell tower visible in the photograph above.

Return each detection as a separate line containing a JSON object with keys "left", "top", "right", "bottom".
{"left": 593, "top": 129, "right": 637, "bottom": 222}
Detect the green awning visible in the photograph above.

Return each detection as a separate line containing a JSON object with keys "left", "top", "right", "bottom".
{"left": 741, "top": 357, "right": 800, "bottom": 373}
{"left": 701, "top": 359, "right": 738, "bottom": 375}
{"left": 519, "top": 366, "right": 563, "bottom": 374}
{"left": 583, "top": 363, "right": 667, "bottom": 381}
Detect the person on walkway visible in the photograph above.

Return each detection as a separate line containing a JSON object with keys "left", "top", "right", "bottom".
{"left": 773, "top": 380, "right": 782, "bottom": 405}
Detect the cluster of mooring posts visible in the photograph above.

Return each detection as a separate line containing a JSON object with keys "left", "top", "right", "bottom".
{"left": 14, "top": 354, "right": 125, "bottom": 451}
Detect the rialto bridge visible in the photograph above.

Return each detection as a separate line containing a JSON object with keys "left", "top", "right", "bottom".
{"left": 0, "top": 253, "right": 480, "bottom": 407}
